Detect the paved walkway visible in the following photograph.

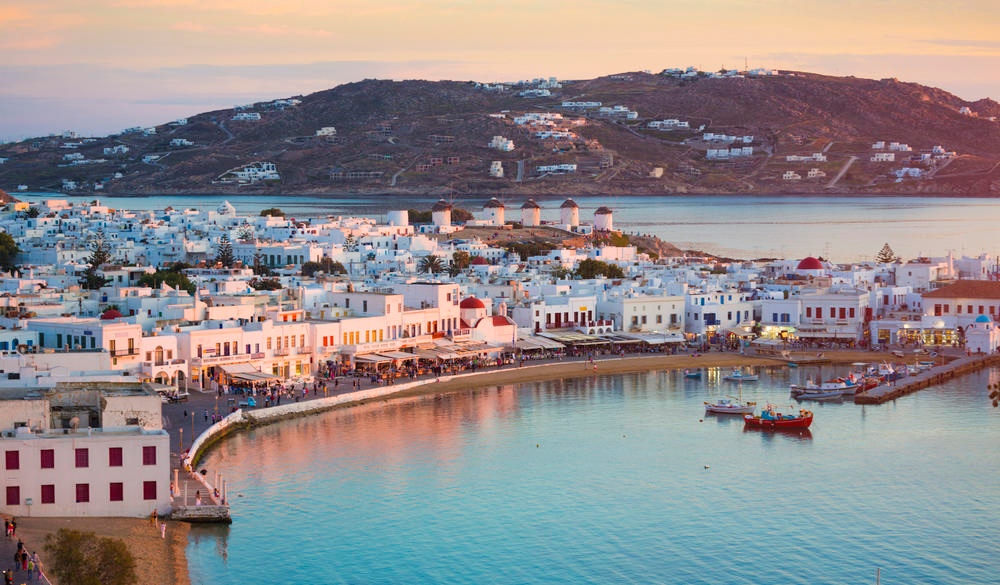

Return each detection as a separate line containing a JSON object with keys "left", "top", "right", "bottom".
{"left": 0, "top": 530, "right": 49, "bottom": 584}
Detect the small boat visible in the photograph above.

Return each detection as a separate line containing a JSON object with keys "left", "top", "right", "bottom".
{"left": 684, "top": 369, "right": 703, "bottom": 379}
{"left": 792, "top": 389, "right": 843, "bottom": 402}
{"left": 790, "top": 377, "right": 857, "bottom": 397}
{"left": 723, "top": 369, "right": 759, "bottom": 382}
{"left": 744, "top": 404, "right": 813, "bottom": 430}
{"left": 705, "top": 397, "right": 756, "bottom": 414}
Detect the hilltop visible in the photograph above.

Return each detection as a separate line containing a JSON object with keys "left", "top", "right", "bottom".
{"left": 2, "top": 70, "right": 1000, "bottom": 197}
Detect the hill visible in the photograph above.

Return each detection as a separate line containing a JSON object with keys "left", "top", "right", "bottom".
{"left": 2, "top": 70, "right": 1000, "bottom": 197}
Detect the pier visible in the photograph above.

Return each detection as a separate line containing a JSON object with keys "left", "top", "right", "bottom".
{"left": 854, "top": 354, "right": 1000, "bottom": 404}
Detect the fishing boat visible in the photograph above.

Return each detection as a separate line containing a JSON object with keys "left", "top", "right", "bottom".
{"left": 792, "top": 389, "right": 843, "bottom": 402}
{"left": 743, "top": 404, "right": 813, "bottom": 430}
{"left": 704, "top": 397, "right": 756, "bottom": 414}
{"left": 705, "top": 383, "right": 756, "bottom": 414}
{"left": 790, "top": 377, "right": 857, "bottom": 397}
{"left": 723, "top": 368, "right": 759, "bottom": 382}
{"left": 684, "top": 369, "right": 703, "bottom": 379}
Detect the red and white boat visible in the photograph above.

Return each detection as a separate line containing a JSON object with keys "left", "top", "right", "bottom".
{"left": 743, "top": 404, "right": 813, "bottom": 430}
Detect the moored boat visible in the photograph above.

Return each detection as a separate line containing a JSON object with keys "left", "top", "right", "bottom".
{"left": 744, "top": 405, "right": 813, "bottom": 430}
{"left": 723, "top": 368, "right": 759, "bottom": 382}
{"left": 704, "top": 397, "right": 756, "bottom": 414}
{"left": 684, "top": 369, "right": 703, "bottom": 379}
{"left": 790, "top": 377, "right": 857, "bottom": 397}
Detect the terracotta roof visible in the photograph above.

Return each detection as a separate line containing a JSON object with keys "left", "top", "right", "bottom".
{"left": 594, "top": 206, "right": 612, "bottom": 214}
{"left": 484, "top": 197, "right": 505, "bottom": 208}
{"left": 521, "top": 199, "right": 541, "bottom": 209}
{"left": 431, "top": 199, "right": 452, "bottom": 211}
{"left": 922, "top": 280, "right": 1000, "bottom": 299}
{"left": 560, "top": 198, "right": 579, "bottom": 209}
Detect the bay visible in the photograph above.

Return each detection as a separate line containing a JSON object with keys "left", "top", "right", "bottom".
{"left": 187, "top": 366, "right": 1000, "bottom": 585}
{"left": 16, "top": 193, "right": 1000, "bottom": 262}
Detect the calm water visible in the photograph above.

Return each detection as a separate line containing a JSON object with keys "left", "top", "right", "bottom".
{"left": 17, "top": 193, "right": 1000, "bottom": 262}
{"left": 188, "top": 367, "right": 1000, "bottom": 584}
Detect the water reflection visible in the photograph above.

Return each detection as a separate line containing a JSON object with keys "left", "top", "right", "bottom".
{"left": 744, "top": 427, "right": 814, "bottom": 443}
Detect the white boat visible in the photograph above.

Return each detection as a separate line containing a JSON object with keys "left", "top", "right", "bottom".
{"left": 705, "top": 384, "right": 756, "bottom": 414}
{"left": 790, "top": 377, "right": 858, "bottom": 397}
{"left": 793, "top": 389, "right": 843, "bottom": 401}
{"left": 723, "top": 368, "right": 759, "bottom": 382}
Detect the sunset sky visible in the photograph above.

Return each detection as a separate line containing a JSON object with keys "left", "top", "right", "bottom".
{"left": 2, "top": 0, "right": 999, "bottom": 139}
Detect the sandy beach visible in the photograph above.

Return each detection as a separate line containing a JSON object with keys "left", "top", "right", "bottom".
{"left": 14, "top": 347, "right": 900, "bottom": 584}
{"left": 6, "top": 517, "right": 189, "bottom": 585}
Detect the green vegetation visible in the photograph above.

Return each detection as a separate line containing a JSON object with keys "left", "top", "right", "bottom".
{"left": 215, "top": 234, "right": 235, "bottom": 268}
{"left": 138, "top": 264, "right": 196, "bottom": 294}
{"left": 418, "top": 255, "right": 444, "bottom": 274}
{"left": 259, "top": 207, "right": 284, "bottom": 217}
{"left": 575, "top": 258, "right": 625, "bottom": 279}
{"left": 448, "top": 251, "right": 471, "bottom": 276}
{"left": 45, "top": 528, "right": 137, "bottom": 585}
{"left": 302, "top": 258, "right": 347, "bottom": 277}
{"left": 249, "top": 277, "right": 282, "bottom": 290}
{"left": 0, "top": 232, "right": 20, "bottom": 271}
{"left": 79, "top": 228, "right": 111, "bottom": 290}
{"left": 875, "top": 243, "right": 899, "bottom": 263}
{"left": 504, "top": 241, "right": 558, "bottom": 260}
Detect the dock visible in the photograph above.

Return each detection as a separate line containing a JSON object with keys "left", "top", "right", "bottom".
{"left": 854, "top": 354, "right": 1000, "bottom": 404}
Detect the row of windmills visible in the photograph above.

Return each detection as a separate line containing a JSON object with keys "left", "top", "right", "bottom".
{"left": 418, "top": 198, "right": 614, "bottom": 232}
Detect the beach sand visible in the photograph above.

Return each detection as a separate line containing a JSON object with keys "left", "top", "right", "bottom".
{"left": 10, "top": 517, "right": 190, "bottom": 585}
{"left": 14, "top": 348, "right": 897, "bottom": 584}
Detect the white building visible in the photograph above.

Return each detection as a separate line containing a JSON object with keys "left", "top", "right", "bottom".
{"left": 0, "top": 384, "right": 171, "bottom": 518}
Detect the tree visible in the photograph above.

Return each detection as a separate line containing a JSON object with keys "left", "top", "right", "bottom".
{"left": 302, "top": 258, "right": 346, "bottom": 277}
{"left": 138, "top": 268, "right": 195, "bottom": 294}
{"left": 45, "top": 528, "right": 137, "bottom": 585}
{"left": 80, "top": 228, "right": 112, "bottom": 290}
{"left": 249, "top": 277, "right": 283, "bottom": 290}
{"left": 875, "top": 243, "right": 899, "bottom": 264}
{"left": 260, "top": 207, "right": 284, "bottom": 217}
{"left": 252, "top": 251, "right": 272, "bottom": 276}
{"left": 235, "top": 224, "right": 255, "bottom": 241}
{"left": 215, "top": 234, "right": 235, "bottom": 268}
{"left": 25, "top": 207, "right": 40, "bottom": 218}
{"left": 418, "top": 255, "right": 444, "bottom": 274}
{"left": 448, "top": 251, "right": 471, "bottom": 276}
{"left": 0, "top": 232, "right": 19, "bottom": 271}
{"left": 575, "top": 258, "right": 625, "bottom": 279}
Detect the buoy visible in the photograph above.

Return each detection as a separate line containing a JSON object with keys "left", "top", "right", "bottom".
{"left": 704, "top": 465, "right": 710, "bottom": 469}
{"left": 536, "top": 443, "right": 539, "bottom": 448}
{"left": 699, "top": 419, "right": 703, "bottom": 422}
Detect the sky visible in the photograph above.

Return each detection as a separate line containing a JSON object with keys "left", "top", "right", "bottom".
{"left": 2, "top": 0, "right": 999, "bottom": 140}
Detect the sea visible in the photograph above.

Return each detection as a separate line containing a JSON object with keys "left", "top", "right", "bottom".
{"left": 15, "top": 192, "right": 1000, "bottom": 263}
{"left": 185, "top": 366, "right": 1000, "bottom": 585}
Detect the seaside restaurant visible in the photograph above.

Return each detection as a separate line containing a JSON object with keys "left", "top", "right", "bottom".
{"left": 870, "top": 317, "right": 961, "bottom": 349}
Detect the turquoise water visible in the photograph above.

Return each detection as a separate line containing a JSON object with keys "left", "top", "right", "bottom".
{"left": 187, "top": 367, "right": 1000, "bottom": 584}
{"left": 17, "top": 193, "right": 1000, "bottom": 262}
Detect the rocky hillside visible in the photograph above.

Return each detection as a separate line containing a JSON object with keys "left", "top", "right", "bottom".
{"left": 2, "top": 70, "right": 999, "bottom": 197}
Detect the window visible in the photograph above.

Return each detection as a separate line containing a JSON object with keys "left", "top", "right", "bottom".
{"left": 4, "top": 450, "right": 19, "bottom": 470}
{"left": 143, "top": 481, "right": 157, "bottom": 500}
{"left": 109, "top": 482, "right": 124, "bottom": 502}
{"left": 75, "top": 448, "right": 89, "bottom": 468}
{"left": 806, "top": 307, "right": 812, "bottom": 318}
{"left": 41, "top": 484, "right": 55, "bottom": 504}
{"left": 142, "top": 446, "right": 156, "bottom": 466}
{"left": 75, "top": 483, "right": 90, "bottom": 503}
{"left": 40, "top": 449, "right": 54, "bottom": 469}
{"left": 109, "top": 447, "right": 123, "bottom": 467}
{"left": 5, "top": 486, "right": 19, "bottom": 506}
{"left": 850, "top": 308, "right": 856, "bottom": 319}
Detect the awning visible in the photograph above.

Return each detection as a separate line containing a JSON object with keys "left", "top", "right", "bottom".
{"left": 538, "top": 331, "right": 610, "bottom": 346}
{"left": 618, "top": 332, "right": 686, "bottom": 345}
{"left": 218, "top": 362, "right": 279, "bottom": 382}
{"left": 377, "top": 351, "right": 418, "bottom": 361}
{"left": 355, "top": 354, "right": 392, "bottom": 364}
